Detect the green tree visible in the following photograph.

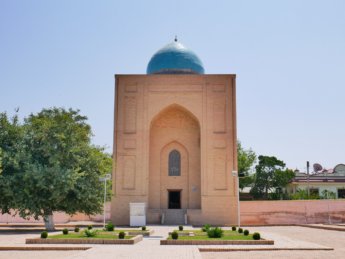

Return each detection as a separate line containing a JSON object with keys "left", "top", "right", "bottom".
{"left": 0, "top": 112, "right": 23, "bottom": 214}
{"left": 0, "top": 108, "right": 112, "bottom": 230}
{"left": 273, "top": 168, "right": 295, "bottom": 191}
{"left": 251, "top": 155, "right": 294, "bottom": 199}
{"left": 0, "top": 148, "right": 2, "bottom": 173}
{"left": 237, "top": 141, "right": 256, "bottom": 190}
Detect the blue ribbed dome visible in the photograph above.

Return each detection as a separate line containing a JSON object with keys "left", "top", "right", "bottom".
{"left": 147, "top": 40, "right": 205, "bottom": 74}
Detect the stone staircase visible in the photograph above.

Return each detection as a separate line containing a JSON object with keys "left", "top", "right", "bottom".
{"left": 162, "top": 209, "right": 186, "bottom": 225}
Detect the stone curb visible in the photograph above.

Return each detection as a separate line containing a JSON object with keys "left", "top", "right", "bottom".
{"left": 0, "top": 223, "right": 103, "bottom": 228}
{"left": 298, "top": 225, "right": 345, "bottom": 232}
{"left": 0, "top": 246, "right": 91, "bottom": 251}
{"left": 160, "top": 239, "right": 274, "bottom": 245}
{"left": 199, "top": 247, "right": 334, "bottom": 252}
{"left": 26, "top": 235, "right": 143, "bottom": 245}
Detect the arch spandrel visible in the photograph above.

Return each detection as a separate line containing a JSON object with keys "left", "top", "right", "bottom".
{"left": 149, "top": 103, "right": 201, "bottom": 130}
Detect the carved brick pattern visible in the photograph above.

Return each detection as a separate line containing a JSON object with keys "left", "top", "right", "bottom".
{"left": 124, "top": 96, "right": 137, "bottom": 133}
{"left": 213, "top": 138, "right": 227, "bottom": 149}
{"left": 124, "top": 139, "right": 136, "bottom": 149}
{"left": 122, "top": 156, "right": 136, "bottom": 190}
{"left": 213, "top": 150, "right": 227, "bottom": 190}
{"left": 212, "top": 84, "right": 226, "bottom": 92}
{"left": 213, "top": 101, "right": 226, "bottom": 133}
{"left": 125, "top": 84, "right": 137, "bottom": 92}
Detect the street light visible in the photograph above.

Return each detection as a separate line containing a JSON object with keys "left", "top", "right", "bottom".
{"left": 307, "top": 161, "right": 310, "bottom": 199}
{"left": 232, "top": 171, "right": 240, "bottom": 228}
{"left": 99, "top": 173, "right": 111, "bottom": 228}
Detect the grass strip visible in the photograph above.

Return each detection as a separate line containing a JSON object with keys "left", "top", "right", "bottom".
{"left": 48, "top": 232, "right": 132, "bottom": 240}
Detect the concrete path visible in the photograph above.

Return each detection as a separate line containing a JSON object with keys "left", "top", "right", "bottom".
{"left": 203, "top": 226, "right": 344, "bottom": 259}
{"left": 0, "top": 225, "right": 338, "bottom": 259}
{"left": 67, "top": 226, "right": 201, "bottom": 259}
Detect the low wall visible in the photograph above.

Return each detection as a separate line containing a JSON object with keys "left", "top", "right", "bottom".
{"left": 240, "top": 199, "right": 345, "bottom": 225}
{"left": 0, "top": 203, "right": 111, "bottom": 224}
{"left": 2, "top": 200, "right": 345, "bottom": 226}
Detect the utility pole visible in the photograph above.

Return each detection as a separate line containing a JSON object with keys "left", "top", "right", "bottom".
{"left": 307, "top": 161, "right": 310, "bottom": 199}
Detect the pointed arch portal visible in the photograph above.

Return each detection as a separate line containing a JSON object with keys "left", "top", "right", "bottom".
{"left": 149, "top": 105, "right": 201, "bottom": 209}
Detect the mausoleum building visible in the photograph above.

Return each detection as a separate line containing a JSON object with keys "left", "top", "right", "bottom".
{"left": 111, "top": 39, "right": 239, "bottom": 225}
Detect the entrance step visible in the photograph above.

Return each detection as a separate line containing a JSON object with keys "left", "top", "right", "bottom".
{"left": 162, "top": 209, "right": 186, "bottom": 225}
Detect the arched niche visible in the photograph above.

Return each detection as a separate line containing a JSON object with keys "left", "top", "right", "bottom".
{"left": 149, "top": 104, "right": 201, "bottom": 209}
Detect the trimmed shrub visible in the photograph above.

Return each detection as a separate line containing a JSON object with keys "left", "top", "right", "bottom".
{"left": 202, "top": 224, "right": 211, "bottom": 232}
{"left": 141, "top": 226, "right": 146, "bottom": 231}
{"left": 238, "top": 228, "right": 243, "bottom": 234}
{"left": 244, "top": 229, "right": 249, "bottom": 236}
{"left": 87, "top": 225, "right": 93, "bottom": 230}
{"left": 118, "top": 231, "right": 126, "bottom": 239}
{"left": 232, "top": 226, "right": 237, "bottom": 231}
{"left": 62, "top": 228, "right": 69, "bottom": 235}
{"left": 74, "top": 227, "right": 80, "bottom": 233}
{"left": 41, "top": 231, "right": 48, "bottom": 239}
{"left": 207, "top": 227, "right": 224, "bottom": 238}
{"left": 84, "top": 229, "right": 98, "bottom": 238}
{"left": 179, "top": 225, "right": 183, "bottom": 231}
{"left": 171, "top": 231, "right": 178, "bottom": 240}
{"left": 253, "top": 232, "right": 261, "bottom": 240}
{"left": 106, "top": 222, "right": 114, "bottom": 231}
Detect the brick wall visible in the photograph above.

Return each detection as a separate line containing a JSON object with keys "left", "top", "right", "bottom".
{"left": 2, "top": 200, "right": 345, "bottom": 225}
{"left": 0, "top": 202, "right": 111, "bottom": 224}
{"left": 240, "top": 199, "right": 345, "bottom": 225}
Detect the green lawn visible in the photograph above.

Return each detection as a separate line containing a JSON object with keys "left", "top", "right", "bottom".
{"left": 48, "top": 231, "right": 132, "bottom": 240}
{"left": 168, "top": 234, "right": 254, "bottom": 240}
{"left": 174, "top": 230, "right": 205, "bottom": 234}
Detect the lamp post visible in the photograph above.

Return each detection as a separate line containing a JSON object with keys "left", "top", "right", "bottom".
{"left": 99, "top": 173, "right": 111, "bottom": 228}
{"left": 232, "top": 170, "right": 243, "bottom": 228}
{"left": 307, "top": 161, "right": 310, "bottom": 199}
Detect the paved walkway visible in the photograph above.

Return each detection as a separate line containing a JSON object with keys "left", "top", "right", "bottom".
{"left": 0, "top": 225, "right": 340, "bottom": 259}
{"left": 67, "top": 226, "right": 201, "bottom": 259}
{"left": 203, "top": 226, "right": 345, "bottom": 259}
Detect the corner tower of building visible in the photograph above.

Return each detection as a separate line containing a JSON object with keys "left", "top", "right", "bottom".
{"left": 111, "top": 39, "right": 238, "bottom": 226}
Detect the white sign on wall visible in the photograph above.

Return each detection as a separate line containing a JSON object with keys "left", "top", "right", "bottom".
{"left": 130, "top": 203, "right": 146, "bottom": 226}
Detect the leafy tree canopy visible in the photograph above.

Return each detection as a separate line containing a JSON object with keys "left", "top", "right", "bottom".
{"left": 237, "top": 141, "right": 256, "bottom": 190}
{"left": 250, "top": 155, "right": 294, "bottom": 199}
{"left": 0, "top": 112, "right": 23, "bottom": 214}
{"left": 0, "top": 108, "right": 112, "bottom": 230}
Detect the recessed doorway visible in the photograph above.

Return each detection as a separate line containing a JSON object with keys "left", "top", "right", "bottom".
{"left": 168, "top": 190, "right": 181, "bottom": 209}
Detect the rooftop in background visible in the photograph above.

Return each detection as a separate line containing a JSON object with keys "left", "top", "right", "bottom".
{"left": 146, "top": 38, "right": 205, "bottom": 75}
{"left": 293, "top": 164, "right": 345, "bottom": 183}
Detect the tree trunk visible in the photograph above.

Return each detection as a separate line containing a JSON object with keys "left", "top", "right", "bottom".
{"left": 44, "top": 213, "right": 55, "bottom": 231}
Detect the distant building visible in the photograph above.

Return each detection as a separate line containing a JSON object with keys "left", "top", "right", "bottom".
{"left": 287, "top": 164, "right": 345, "bottom": 198}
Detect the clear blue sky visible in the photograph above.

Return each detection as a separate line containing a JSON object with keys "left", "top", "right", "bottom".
{"left": 1, "top": 0, "right": 344, "bottom": 171}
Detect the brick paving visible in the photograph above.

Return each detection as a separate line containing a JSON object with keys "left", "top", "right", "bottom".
{"left": 0, "top": 225, "right": 341, "bottom": 259}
